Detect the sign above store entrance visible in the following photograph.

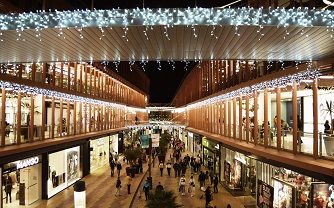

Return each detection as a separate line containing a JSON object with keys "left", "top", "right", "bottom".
{"left": 16, "top": 156, "right": 39, "bottom": 169}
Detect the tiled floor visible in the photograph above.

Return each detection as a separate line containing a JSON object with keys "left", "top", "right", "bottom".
{"left": 6, "top": 149, "right": 258, "bottom": 208}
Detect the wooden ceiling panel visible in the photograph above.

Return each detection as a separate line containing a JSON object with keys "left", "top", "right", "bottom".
{"left": 0, "top": 25, "right": 334, "bottom": 63}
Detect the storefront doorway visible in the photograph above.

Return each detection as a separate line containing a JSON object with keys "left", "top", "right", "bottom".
{"left": 2, "top": 156, "right": 41, "bottom": 207}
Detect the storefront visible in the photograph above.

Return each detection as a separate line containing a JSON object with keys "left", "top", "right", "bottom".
{"left": 194, "top": 134, "right": 202, "bottom": 156}
{"left": 202, "top": 137, "right": 220, "bottom": 175}
{"left": 90, "top": 136, "right": 109, "bottom": 172}
{"left": 47, "top": 146, "right": 81, "bottom": 198}
{"left": 109, "top": 134, "right": 119, "bottom": 156}
{"left": 187, "top": 132, "right": 194, "bottom": 153}
{"left": 2, "top": 155, "right": 42, "bottom": 207}
{"left": 221, "top": 147, "right": 256, "bottom": 195}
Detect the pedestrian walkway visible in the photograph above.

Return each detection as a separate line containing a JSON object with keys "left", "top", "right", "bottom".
{"left": 24, "top": 157, "right": 148, "bottom": 208}
{"left": 131, "top": 148, "right": 249, "bottom": 208}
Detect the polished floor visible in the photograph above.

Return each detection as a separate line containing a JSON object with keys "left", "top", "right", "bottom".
{"left": 3, "top": 150, "right": 255, "bottom": 208}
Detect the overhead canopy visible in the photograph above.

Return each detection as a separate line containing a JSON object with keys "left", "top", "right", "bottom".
{"left": 0, "top": 7, "right": 333, "bottom": 63}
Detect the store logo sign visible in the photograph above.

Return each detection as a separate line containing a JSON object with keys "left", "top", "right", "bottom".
{"left": 97, "top": 138, "right": 104, "bottom": 146}
{"left": 16, "top": 157, "right": 39, "bottom": 169}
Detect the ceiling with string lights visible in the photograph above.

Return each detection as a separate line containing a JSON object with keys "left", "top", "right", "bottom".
{"left": 0, "top": 7, "right": 334, "bottom": 63}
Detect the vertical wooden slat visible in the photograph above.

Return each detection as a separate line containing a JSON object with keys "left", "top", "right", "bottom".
{"left": 313, "top": 79, "right": 318, "bottom": 158}
{"left": 239, "top": 96, "right": 243, "bottom": 141}
{"left": 79, "top": 102, "right": 83, "bottom": 134}
{"left": 73, "top": 101, "right": 76, "bottom": 135}
{"left": 254, "top": 92, "right": 258, "bottom": 145}
{"left": 228, "top": 100, "right": 232, "bottom": 137}
{"left": 89, "top": 104, "right": 92, "bottom": 132}
{"left": 31, "top": 63, "right": 36, "bottom": 81}
{"left": 51, "top": 97, "right": 55, "bottom": 139}
{"left": 59, "top": 98, "right": 63, "bottom": 137}
{"left": 292, "top": 81, "right": 298, "bottom": 154}
{"left": 29, "top": 95, "right": 35, "bottom": 142}
{"left": 276, "top": 87, "right": 282, "bottom": 150}
{"left": 41, "top": 95, "right": 45, "bottom": 140}
{"left": 60, "top": 62, "right": 64, "bottom": 88}
{"left": 67, "top": 64, "right": 71, "bottom": 90}
{"left": 67, "top": 100, "right": 70, "bottom": 135}
{"left": 74, "top": 63, "right": 77, "bottom": 91}
{"left": 42, "top": 63, "right": 46, "bottom": 83}
{"left": 80, "top": 64, "right": 83, "bottom": 93}
{"left": 17, "top": 92, "right": 22, "bottom": 144}
{"left": 246, "top": 96, "right": 250, "bottom": 142}
{"left": 85, "top": 64, "right": 88, "bottom": 94}
{"left": 233, "top": 98, "right": 237, "bottom": 139}
{"left": 1, "top": 89, "right": 5, "bottom": 146}
{"left": 264, "top": 89, "right": 269, "bottom": 147}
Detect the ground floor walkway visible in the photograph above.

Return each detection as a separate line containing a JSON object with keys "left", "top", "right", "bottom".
{"left": 16, "top": 149, "right": 255, "bottom": 208}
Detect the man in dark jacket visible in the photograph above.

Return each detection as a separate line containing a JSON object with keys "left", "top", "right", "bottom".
{"left": 173, "top": 162, "right": 180, "bottom": 178}
{"left": 213, "top": 175, "right": 219, "bottom": 193}
{"left": 110, "top": 160, "right": 115, "bottom": 177}
{"left": 198, "top": 171, "right": 206, "bottom": 188}
{"left": 205, "top": 186, "right": 212, "bottom": 207}
{"left": 116, "top": 162, "right": 122, "bottom": 177}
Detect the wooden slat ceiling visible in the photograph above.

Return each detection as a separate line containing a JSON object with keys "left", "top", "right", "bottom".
{"left": 0, "top": 24, "right": 333, "bottom": 63}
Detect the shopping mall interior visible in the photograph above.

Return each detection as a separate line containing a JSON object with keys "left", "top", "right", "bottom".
{"left": 0, "top": 0, "right": 334, "bottom": 208}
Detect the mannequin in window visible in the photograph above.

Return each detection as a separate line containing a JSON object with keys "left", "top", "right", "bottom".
{"left": 324, "top": 120, "right": 331, "bottom": 134}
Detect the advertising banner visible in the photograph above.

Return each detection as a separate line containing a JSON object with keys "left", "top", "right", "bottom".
{"left": 151, "top": 134, "right": 160, "bottom": 148}
{"left": 311, "top": 183, "right": 334, "bottom": 208}
{"left": 140, "top": 135, "right": 149, "bottom": 148}
{"left": 257, "top": 179, "right": 274, "bottom": 208}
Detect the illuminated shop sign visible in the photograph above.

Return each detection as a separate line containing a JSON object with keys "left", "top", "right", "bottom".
{"left": 97, "top": 138, "right": 105, "bottom": 146}
{"left": 16, "top": 157, "right": 39, "bottom": 169}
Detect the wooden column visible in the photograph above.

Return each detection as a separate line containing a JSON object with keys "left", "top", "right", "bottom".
{"left": 66, "top": 100, "right": 70, "bottom": 135}
{"left": 228, "top": 100, "right": 232, "bottom": 137}
{"left": 74, "top": 63, "right": 77, "bottom": 91}
{"left": 93, "top": 69, "right": 97, "bottom": 96}
{"left": 85, "top": 64, "right": 88, "bottom": 94}
{"left": 73, "top": 101, "right": 77, "bottom": 135}
{"left": 31, "top": 63, "right": 36, "bottom": 81}
{"left": 224, "top": 101, "right": 227, "bottom": 136}
{"left": 239, "top": 96, "right": 243, "bottom": 141}
{"left": 29, "top": 95, "right": 35, "bottom": 142}
{"left": 313, "top": 79, "right": 318, "bottom": 158}
{"left": 60, "top": 62, "right": 64, "bottom": 88}
{"left": 80, "top": 64, "right": 83, "bottom": 93}
{"left": 79, "top": 102, "right": 82, "bottom": 134}
{"left": 276, "top": 88, "right": 282, "bottom": 150}
{"left": 89, "top": 104, "right": 92, "bottom": 132}
{"left": 42, "top": 63, "right": 46, "bottom": 83}
{"left": 246, "top": 96, "right": 250, "bottom": 143}
{"left": 41, "top": 95, "right": 45, "bottom": 140}
{"left": 59, "top": 98, "right": 63, "bottom": 137}
{"left": 264, "top": 89, "right": 269, "bottom": 147}
{"left": 18, "top": 64, "right": 23, "bottom": 78}
{"left": 254, "top": 92, "right": 258, "bottom": 145}
{"left": 233, "top": 98, "right": 237, "bottom": 139}
{"left": 17, "top": 92, "right": 22, "bottom": 144}
{"left": 52, "top": 64, "right": 56, "bottom": 86}
{"left": 67, "top": 64, "right": 71, "bottom": 90}
{"left": 89, "top": 67, "right": 92, "bottom": 95}
{"left": 1, "top": 89, "right": 5, "bottom": 146}
{"left": 84, "top": 103, "right": 87, "bottom": 133}
{"left": 51, "top": 97, "right": 55, "bottom": 139}
{"left": 292, "top": 81, "right": 298, "bottom": 154}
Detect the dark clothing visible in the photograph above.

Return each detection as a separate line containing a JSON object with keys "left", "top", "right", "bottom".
{"left": 213, "top": 177, "right": 219, "bottom": 193}
{"left": 116, "top": 163, "right": 122, "bottom": 176}
{"left": 156, "top": 184, "right": 164, "bottom": 192}
{"left": 110, "top": 161, "right": 115, "bottom": 176}
{"left": 205, "top": 189, "right": 212, "bottom": 206}
{"left": 5, "top": 177, "right": 12, "bottom": 203}
{"left": 143, "top": 182, "right": 150, "bottom": 200}
{"left": 199, "top": 172, "right": 206, "bottom": 187}
{"left": 127, "top": 184, "right": 131, "bottom": 194}
{"left": 116, "top": 179, "right": 121, "bottom": 188}
{"left": 167, "top": 168, "right": 171, "bottom": 176}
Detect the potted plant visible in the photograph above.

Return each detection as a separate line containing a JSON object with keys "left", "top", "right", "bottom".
{"left": 146, "top": 190, "right": 182, "bottom": 208}
{"left": 320, "top": 100, "right": 334, "bottom": 156}
{"left": 157, "top": 132, "right": 172, "bottom": 162}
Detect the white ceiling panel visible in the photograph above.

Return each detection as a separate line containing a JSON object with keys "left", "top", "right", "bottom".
{"left": 0, "top": 24, "right": 334, "bottom": 63}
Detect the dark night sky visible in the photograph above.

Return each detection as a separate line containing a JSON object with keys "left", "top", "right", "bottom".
{"left": 144, "top": 61, "right": 195, "bottom": 104}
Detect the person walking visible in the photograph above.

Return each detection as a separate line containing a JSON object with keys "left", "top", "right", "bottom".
{"left": 198, "top": 171, "right": 206, "bottom": 188}
{"left": 115, "top": 177, "right": 122, "bottom": 196}
{"left": 159, "top": 161, "right": 164, "bottom": 177}
{"left": 205, "top": 186, "right": 212, "bottom": 207}
{"left": 5, "top": 175, "right": 12, "bottom": 203}
{"left": 213, "top": 175, "right": 219, "bottom": 193}
{"left": 138, "top": 157, "right": 143, "bottom": 173}
{"left": 209, "top": 170, "right": 215, "bottom": 185}
{"left": 179, "top": 175, "right": 186, "bottom": 196}
{"left": 109, "top": 159, "right": 115, "bottom": 177}
{"left": 116, "top": 161, "right": 122, "bottom": 177}
{"left": 166, "top": 161, "right": 172, "bottom": 176}
{"left": 125, "top": 174, "right": 132, "bottom": 194}
{"left": 156, "top": 182, "right": 164, "bottom": 192}
{"left": 143, "top": 179, "right": 151, "bottom": 200}
{"left": 189, "top": 175, "right": 195, "bottom": 197}
{"left": 173, "top": 162, "right": 179, "bottom": 178}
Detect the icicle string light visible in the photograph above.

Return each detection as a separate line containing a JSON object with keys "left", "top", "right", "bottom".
{"left": 1, "top": 8, "right": 334, "bottom": 31}
{"left": 186, "top": 69, "right": 320, "bottom": 110}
